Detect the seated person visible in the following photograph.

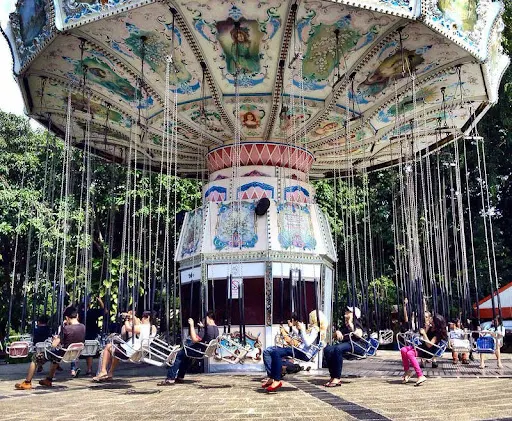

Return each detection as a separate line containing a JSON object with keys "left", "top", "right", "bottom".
{"left": 479, "top": 315, "right": 505, "bottom": 369}
{"left": 400, "top": 314, "right": 447, "bottom": 386}
{"left": 261, "top": 310, "right": 327, "bottom": 392}
{"left": 93, "top": 311, "right": 156, "bottom": 382}
{"left": 158, "top": 311, "right": 219, "bottom": 386}
{"left": 323, "top": 307, "right": 363, "bottom": 387}
{"left": 449, "top": 318, "right": 469, "bottom": 364}
{"left": 33, "top": 315, "right": 52, "bottom": 373}
{"left": 15, "top": 307, "right": 85, "bottom": 390}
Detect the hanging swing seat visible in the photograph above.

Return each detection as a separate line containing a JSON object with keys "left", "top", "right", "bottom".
{"left": 472, "top": 334, "right": 496, "bottom": 354}
{"left": 396, "top": 331, "right": 416, "bottom": 349}
{"left": 7, "top": 341, "right": 32, "bottom": 359}
{"left": 183, "top": 337, "right": 219, "bottom": 359}
{"left": 378, "top": 330, "right": 394, "bottom": 345}
{"left": 35, "top": 340, "right": 50, "bottom": 355}
{"left": 109, "top": 335, "right": 145, "bottom": 363}
{"left": 81, "top": 339, "right": 101, "bottom": 357}
{"left": 346, "top": 332, "right": 379, "bottom": 359}
{"left": 274, "top": 332, "right": 324, "bottom": 363}
{"left": 291, "top": 341, "right": 325, "bottom": 363}
{"left": 448, "top": 330, "right": 471, "bottom": 353}
{"left": 409, "top": 335, "right": 448, "bottom": 358}
{"left": 140, "top": 337, "right": 181, "bottom": 367}
{"left": 44, "top": 343, "right": 85, "bottom": 363}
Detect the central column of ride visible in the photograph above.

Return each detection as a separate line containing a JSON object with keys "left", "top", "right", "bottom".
{"left": 176, "top": 142, "right": 336, "bottom": 372}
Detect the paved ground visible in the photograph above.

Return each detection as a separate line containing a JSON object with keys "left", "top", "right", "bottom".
{"left": 1, "top": 352, "right": 511, "bottom": 421}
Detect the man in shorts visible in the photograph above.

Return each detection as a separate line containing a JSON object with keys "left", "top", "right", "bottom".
{"left": 15, "top": 306, "right": 85, "bottom": 390}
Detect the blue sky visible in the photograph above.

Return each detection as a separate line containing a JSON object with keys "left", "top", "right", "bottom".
{"left": 0, "top": 0, "right": 27, "bottom": 116}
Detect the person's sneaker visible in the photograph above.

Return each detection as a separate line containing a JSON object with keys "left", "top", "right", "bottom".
{"left": 414, "top": 376, "right": 427, "bottom": 386}
{"left": 14, "top": 381, "right": 32, "bottom": 390}
{"left": 39, "top": 378, "right": 53, "bottom": 387}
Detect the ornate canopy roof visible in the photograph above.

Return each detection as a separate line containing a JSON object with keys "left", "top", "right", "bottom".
{"left": 2, "top": 0, "right": 509, "bottom": 176}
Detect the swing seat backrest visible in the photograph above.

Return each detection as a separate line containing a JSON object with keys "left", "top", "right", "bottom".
{"left": 379, "top": 330, "right": 394, "bottom": 345}
{"left": 300, "top": 342, "right": 323, "bottom": 361}
{"left": 433, "top": 340, "right": 448, "bottom": 357}
{"left": 411, "top": 336, "right": 422, "bottom": 347}
{"left": 476, "top": 336, "right": 496, "bottom": 353}
{"left": 8, "top": 341, "right": 31, "bottom": 358}
{"left": 81, "top": 340, "right": 100, "bottom": 357}
{"left": 35, "top": 341, "right": 50, "bottom": 355}
{"left": 203, "top": 339, "right": 220, "bottom": 358}
{"left": 141, "top": 337, "right": 176, "bottom": 367}
{"left": 61, "top": 343, "right": 85, "bottom": 363}
{"left": 366, "top": 338, "right": 380, "bottom": 356}
{"left": 166, "top": 346, "right": 182, "bottom": 366}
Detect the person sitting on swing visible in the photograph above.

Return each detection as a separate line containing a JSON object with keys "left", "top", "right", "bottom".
{"left": 33, "top": 314, "right": 52, "bottom": 373}
{"left": 158, "top": 311, "right": 219, "bottom": 386}
{"left": 479, "top": 315, "right": 505, "bottom": 369}
{"left": 322, "top": 306, "right": 364, "bottom": 387}
{"left": 400, "top": 314, "right": 447, "bottom": 386}
{"left": 93, "top": 310, "right": 156, "bottom": 382}
{"left": 15, "top": 307, "right": 85, "bottom": 390}
{"left": 261, "top": 310, "right": 326, "bottom": 392}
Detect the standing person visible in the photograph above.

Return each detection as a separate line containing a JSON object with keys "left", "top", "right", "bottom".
{"left": 157, "top": 311, "right": 219, "bottom": 386}
{"left": 261, "top": 310, "right": 327, "bottom": 392}
{"left": 15, "top": 307, "right": 85, "bottom": 390}
{"left": 479, "top": 315, "right": 505, "bottom": 369}
{"left": 80, "top": 296, "right": 107, "bottom": 375}
{"left": 400, "top": 314, "right": 447, "bottom": 386}
{"left": 322, "top": 307, "right": 364, "bottom": 387}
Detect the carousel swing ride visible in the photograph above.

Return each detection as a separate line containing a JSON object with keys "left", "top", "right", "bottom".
{"left": 1, "top": 0, "right": 509, "bottom": 371}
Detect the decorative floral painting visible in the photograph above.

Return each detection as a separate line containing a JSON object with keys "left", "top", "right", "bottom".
{"left": 181, "top": 208, "right": 204, "bottom": 257}
{"left": 214, "top": 202, "right": 258, "bottom": 250}
{"left": 277, "top": 203, "right": 316, "bottom": 251}
{"left": 215, "top": 330, "right": 262, "bottom": 362}
{"left": 437, "top": 0, "right": 477, "bottom": 32}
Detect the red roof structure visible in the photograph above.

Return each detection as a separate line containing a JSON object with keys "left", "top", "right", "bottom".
{"left": 474, "top": 282, "right": 512, "bottom": 319}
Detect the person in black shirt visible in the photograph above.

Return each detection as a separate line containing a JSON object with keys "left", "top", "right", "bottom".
{"left": 15, "top": 307, "right": 85, "bottom": 390}
{"left": 322, "top": 307, "right": 365, "bottom": 387}
{"left": 157, "top": 310, "right": 219, "bottom": 386}
{"left": 79, "top": 297, "right": 107, "bottom": 375}
{"left": 33, "top": 315, "right": 52, "bottom": 373}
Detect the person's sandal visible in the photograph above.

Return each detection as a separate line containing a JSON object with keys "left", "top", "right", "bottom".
{"left": 325, "top": 381, "right": 342, "bottom": 387}
{"left": 92, "top": 374, "right": 109, "bottom": 382}
{"left": 402, "top": 370, "right": 413, "bottom": 384}
{"left": 414, "top": 376, "right": 427, "bottom": 386}
{"left": 157, "top": 379, "right": 176, "bottom": 386}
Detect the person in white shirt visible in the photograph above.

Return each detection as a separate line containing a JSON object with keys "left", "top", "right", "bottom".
{"left": 479, "top": 315, "right": 505, "bottom": 369}
{"left": 93, "top": 311, "right": 156, "bottom": 381}
{"left": 261, "top": 310, "right": 327, "bottom": 392}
